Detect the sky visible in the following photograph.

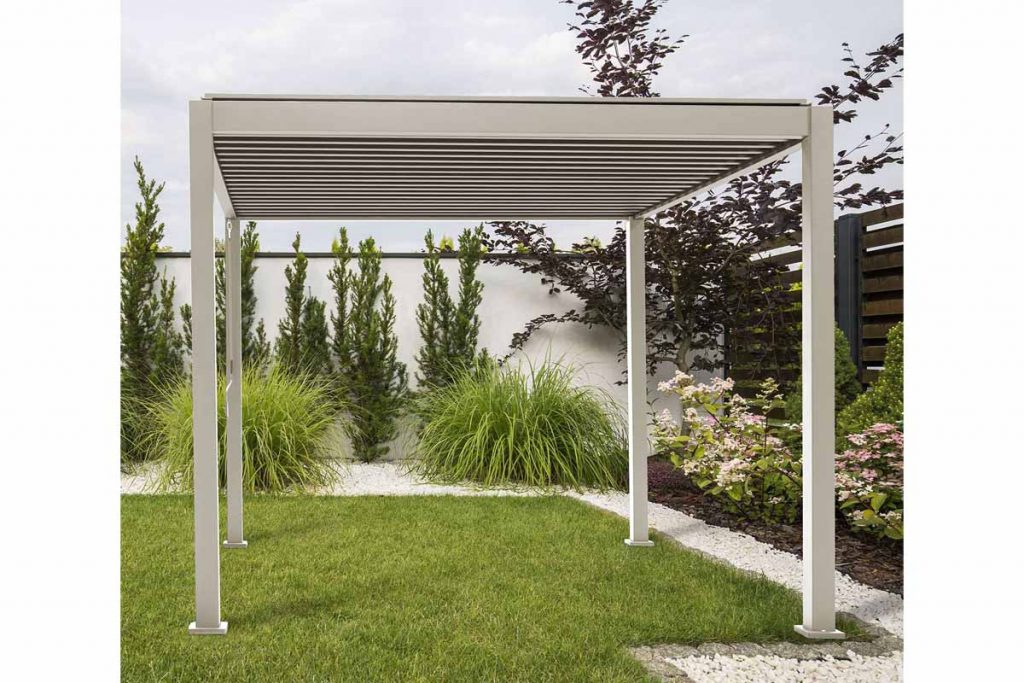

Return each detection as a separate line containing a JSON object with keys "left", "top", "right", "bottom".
{"left": 122, "top": 0, "right": 903, "bottom": 252}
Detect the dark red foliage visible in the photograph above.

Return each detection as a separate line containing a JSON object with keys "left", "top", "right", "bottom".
{"left": 487, "top": 3, "right": 903, "bottom": 379}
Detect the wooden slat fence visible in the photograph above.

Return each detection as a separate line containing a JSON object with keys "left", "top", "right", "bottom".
{"left": 726, "top": 203, "right": 904, "bottom": 392}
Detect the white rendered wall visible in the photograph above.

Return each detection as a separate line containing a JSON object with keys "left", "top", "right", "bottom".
{"left": 156, "top": 254, "right": 716, "bottom": 460}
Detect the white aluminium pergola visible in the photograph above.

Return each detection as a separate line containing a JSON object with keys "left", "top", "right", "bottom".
{"left": 187, "top": 94, "right": 841, "bottom": 640}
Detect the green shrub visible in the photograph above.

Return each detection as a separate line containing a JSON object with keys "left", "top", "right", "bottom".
{"left": 654, "top": 374, "right": 802, "bottom": 524}
{"left": 329, "top": 229, "right": 408, "bottom": 462}
{"left": 836, "top": 423, "right": 903, "bottom": 540}
{"left": 838, "top": 322, "right": 903, "bottom": 438}
{"left": 415, "top": 227, "right": 487, "bottom": 389}
{"left": 143, "top": 365, "right": 340, "bottom": 492}
{"left": 121, "top": 158, "right": 184, "bottom": 463}
{"left": 783, "top": 324, "right": 862, "bottom": 422}
{"left": 413, "top": 361, "right": 626, "bottom": 489}
{"left": 276, "top": 233, "right": 330, "bottom": 375}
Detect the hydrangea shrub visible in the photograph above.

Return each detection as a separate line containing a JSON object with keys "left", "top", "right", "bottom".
{"left": 654, "top": 372, "right": 905, "bottom": 541}
{"left": 653, "top": 373, "right": 802, "bottom": 524}
{"left": 836, "top": 423, "right": 904, "bottom": 539}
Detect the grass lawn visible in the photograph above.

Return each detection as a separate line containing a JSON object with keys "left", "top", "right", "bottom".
{"left": 122, "top": 495, "right": 859, "bottom": 681}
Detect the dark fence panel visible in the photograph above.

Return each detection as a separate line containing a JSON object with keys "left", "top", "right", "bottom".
{"left": 726, "top": 203, "right": 904, "bottom": 392}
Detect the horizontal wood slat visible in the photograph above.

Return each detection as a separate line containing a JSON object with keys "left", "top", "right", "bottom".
{"left": 726, "top": 203, "right": 903, "bottom": 389}
{"left": 863, "top": 274, "right": 904, "bottom": 294}
{"left": 862, "top": 298, "right": 903, "bottom": 316}
{"left": 863, "top": 224, "right": 903, "bottom": 249}
{"left": 862, "top": 321, "right": 900, "bottom": 339}
{"left": 861, "top": 346, "right": 888, "bottom": 362}
{"left": 862, "top": 249, "right": 904, "bottom": 273}
{"left": 859, "top": 203, "right": 903, "bottom": 227}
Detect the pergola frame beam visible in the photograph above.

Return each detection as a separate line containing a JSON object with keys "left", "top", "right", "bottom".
{"left": 186, "top": 94, "right": 837, "bottom": 642}
{"left": 223, "top": 217, "right": 247, "bottom": 549}
{"left": 624, "top": 215, "right": 653, "bottom": 547}
{"left": 794, "top": 107, "right": 842, "bottom": 639}
{"left": 187, "top": 99, "right": 226, "bottom": 636}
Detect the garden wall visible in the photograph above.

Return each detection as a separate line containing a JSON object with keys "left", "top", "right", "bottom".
{"left": 156, "top": 253, "right": 711, "bottom": 459}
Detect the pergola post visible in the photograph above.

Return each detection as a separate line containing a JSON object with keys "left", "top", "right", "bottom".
{"left": 624, "top": 216, "right": 653, "bottom": 547}
{"left": 794, "top": 106, "right": 842, "bottom": 639}
{"left": 187, "top": 99, "right": 227, "bottom": 636}
{"left": 224, "top": 217, "right": 247, "bottom": 549}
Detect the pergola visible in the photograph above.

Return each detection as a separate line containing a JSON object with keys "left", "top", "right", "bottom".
{"left": 187, "top": 94, "right": 841, "bottom": 640}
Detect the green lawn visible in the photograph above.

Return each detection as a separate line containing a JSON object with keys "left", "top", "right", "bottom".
{"left": 122, "top": 495, "right": 857, "bottom": 681}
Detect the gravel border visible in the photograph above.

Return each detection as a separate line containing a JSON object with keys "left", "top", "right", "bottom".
{"left": 630, "top": 618, "right": 901, "bottom": 682}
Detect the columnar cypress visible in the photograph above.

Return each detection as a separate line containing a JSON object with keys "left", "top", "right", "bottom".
{"left": 121, "top": 157, "right": 166, "bottom": 393}
{"left": 275, "top": 232, "right": 329, "bottom": 376}
{"left": 151, "top": 274, "right": 184, "bottom": 385}
{"left": 414, "top": 230, "right": 454, "bottom": 387}
{"left": 121, "top": 157, "right": 183, "bottom": 461}
{"left": 332, "top": 234, "right": 408, "bottom": 461}
{"left": 449, "top": 225, "right": 485, "bottom": 364}
{"left": 301, "top": 295, "right": 331, "bottom": 375}
{"left": 275, "top": 233, "right": 308, "bottom": 373}
{"left": 328, "top": 228, "right": 353, "bottom": 381}
{"left": 240, "top": 222, "right": 272, "bottom": 365}
{"left": 414, "top": 226, "right": 486, "bottom": 388}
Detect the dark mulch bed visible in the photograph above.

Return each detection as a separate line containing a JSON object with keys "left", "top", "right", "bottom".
{"left": 648, "top": 459, "right": 903, "bottom": 595}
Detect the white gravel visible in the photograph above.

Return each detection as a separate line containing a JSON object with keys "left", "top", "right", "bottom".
{"left": 120, "top": 461, "right": 162, "bottom": 494}
{"left": 123, "top": 461, "right": 903, "bottom": 681}
{"left": 313, "top": 461, "right": 540, "bottom": 497}
{"left": 667, "top": 651, "right": 903, "bottom": 683}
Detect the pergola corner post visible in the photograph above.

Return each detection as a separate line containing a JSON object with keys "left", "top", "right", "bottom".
{"left": 794, "top": 106, "right": 843, "bottom": 640}
{"left": 224, "top": 217, "right": 247, "bottom": 549}
{"left": 187, "top": 99, "right": 227, "bottom": 636}
{"left": 624, "top": 215, "right": 654, "bottom": 547}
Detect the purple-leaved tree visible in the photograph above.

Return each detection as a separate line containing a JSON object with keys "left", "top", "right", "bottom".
{"left": 486, "top": 0, "right": 902, "bottom": 385}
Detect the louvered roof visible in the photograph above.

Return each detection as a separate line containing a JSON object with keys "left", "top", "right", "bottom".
{"left": 204, "top": 95, "right": 811, "bottom": 221}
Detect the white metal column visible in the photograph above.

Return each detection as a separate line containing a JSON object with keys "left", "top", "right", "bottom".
{"left": 624, "top": 216, "right": 653, "bottom": 547}
{"left": 794, "top": 106, "right": 842, "bottom": 639}
{"left": 188, "top": 100, "right": 227, "bottom": 636}
{"left": 224, "top": 218, "right": 247, "bottom": 549}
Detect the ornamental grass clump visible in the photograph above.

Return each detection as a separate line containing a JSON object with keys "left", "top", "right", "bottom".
{"left": 836, "top": 423, "right": 904, "bottom": 540}
{"left": 143, "top": 365, "right": 339, "bottom": 492}
{"left": 413, "top": 361, "right": 626, "bottom": 490}
{"left": 653, "top": 373, "right": 802, "bottom": 524}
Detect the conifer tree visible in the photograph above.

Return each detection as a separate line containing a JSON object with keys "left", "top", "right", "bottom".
{"left": 332, "top": 236, "right": 408, "bottom": 461}
{"left": 414, "top": 230, "right": 454, "bottom": 387}
{"left": 179, "top": 302, "right": 192, "bottom": 351}
{"left": 151, "top": 272, "right": 184, "bottom": 385}
{"left": 414, "top": 226, "right": 486, "bottom": 388}
{"left": 240, "top": 222, "right": 272, "bottom": 365}
{"left": 121, "top": 157, "right": 165, "bottom": 393}
{"left": 275, "top": 232, "right": 329, "bottom": 376}
{"left": 449, "top": 225, "right": 485, "bottom": 365}
{"left": 276, "top": 233, "right": 308, "bottom": 373}
{"left": 121, "top": 157, "right": 183, "bottom": 460}
{"left": 301, "top": 295, "right": 331, "bottom": 375}
{"left": 328, "top": 227, "right": 354, "bottom": 381}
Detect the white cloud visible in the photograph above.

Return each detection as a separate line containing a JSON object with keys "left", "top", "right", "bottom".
{"left": 122, "top": 0, "right": 902, "bottom": 250}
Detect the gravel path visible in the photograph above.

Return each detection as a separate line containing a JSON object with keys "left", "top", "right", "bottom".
{"left": 667, "top": 651, "right": 903, "bottom": 682}
{"left": 122, "top": 461, "right": 902, "bottom": 681}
